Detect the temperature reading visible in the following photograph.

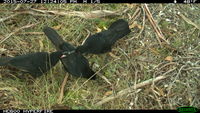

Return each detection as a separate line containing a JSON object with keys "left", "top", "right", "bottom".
{"left": 29, "top": 0, "right": 37, "bottom": 3}
{"left": 70, "top": 0, "right": 77, "bottom": 3}
{"left": 91, "top": 0, "right": 100, "bottom": 3}
{"left": 59, "top": 0, "right": 67, "bottom": 3}
{"left": 83, "top": 0, "right": 87, "bottom": 3}
{"left": 184, "top": 0, "right": 197, "bottom": 3}
{"left": 49, "top": 0, "right": 57, "bottom": 3}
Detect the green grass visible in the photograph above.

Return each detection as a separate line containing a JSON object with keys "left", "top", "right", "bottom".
{"left": 0, "top": 4, "right": 200, "bottom": 109}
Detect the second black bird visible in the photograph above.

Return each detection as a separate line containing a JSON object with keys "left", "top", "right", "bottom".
{"left": 76, "top": 19, "right": 131, "bottom": 54}
{"left": 0, "top": 51, "right": 63, "bottom": 78}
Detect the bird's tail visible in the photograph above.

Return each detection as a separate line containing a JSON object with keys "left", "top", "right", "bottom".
{"left": 0, "top": 57, "right": 12, "bottom": 66}
{"left": 108, "top": 19, "right": 131, "bottom": 39}
{"left": 43, "top": 26, "right": 65, "bottom": 50}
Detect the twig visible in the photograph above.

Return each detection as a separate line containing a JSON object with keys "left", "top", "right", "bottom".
{"left": 31, "top": 8, "right": 120, "bottom": 19}
{"left": 129, "top": 7, "right": 141, "bottom": 25}
{"left": 154, "top": 62, "right": 177, "bottom": 76}
{"left": 0, "top": 22, "right": 40, "bottom": 44}
{"left": 177, "top": 56, "right": 200, "bottom": 60}
{"left": 182, "top": 67, "right": 200, "bottom": 71}
{"left": 158, "top": 62, "right": 178, "bottom": 70}
{"left": 81, "top": 29, "right": 91, "bottom": 45}
{"left": 98, "top": 73, "right": 112, "bottom": 85}
{"left": 0, "top": 10, "right": 52, "bottom": 23}
{"left": 18, "top": 10, "right": 53, "bottom": 17}
{"left": 178, "top": 13, "right": 200, "bottom": 30}
{"left": 0, "top": 87, "right": 18, "bottom": 92}
{"left": 143, "top": 4, "right": 169, "bottom": 46}
{"left": 16, "top": 32, "right": 44, "bottom": 35}
{"left": 127, "top": 6, "right": 144, "bottom": 41}
{"left": 57, "top": 74, "right": 68, "bottom": 104}
{"left": 167, "top": 65, "right": 185, "bottom": 109}
{"left": 143, "top": 4, "right": 162, "bottom": 46}
{"left": 14, "top": 4, "right": 22, "bottom": 10}
{"left": 0, "top": 9, "right": 119, "bottom": 23}
{"left": 109, "top": 52, "right": 120, "bottom": 59}
{"left": 95, "top": 68, "right": 177, "bottom": 106}
{"left": 0, "top": 13, "right": 19, "bottom": 22}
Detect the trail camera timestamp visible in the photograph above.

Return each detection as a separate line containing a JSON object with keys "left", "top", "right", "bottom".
{"left": 40, "top": 0, "right": 100, "bottom": 3}
{"left": 3, "top": 0, "right": 100, "bottom": 3}
{"left": 3, "top": 0, "right": 37, "bottom": 3}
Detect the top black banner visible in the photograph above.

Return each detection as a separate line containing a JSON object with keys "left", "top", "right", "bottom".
{"left": 1, "top": 0, "right": 200, "bottom": 3}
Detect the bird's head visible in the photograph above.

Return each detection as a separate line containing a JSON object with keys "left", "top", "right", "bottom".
{"left": 60, "top": 50, "right": 75, "bottom": 58}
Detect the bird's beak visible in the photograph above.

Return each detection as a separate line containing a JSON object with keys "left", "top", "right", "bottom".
{"left": 61, "top": 50, "right": 75, "bottom": 58}
{"left": 60, "top": 55, "right": 67, "bottom": 58}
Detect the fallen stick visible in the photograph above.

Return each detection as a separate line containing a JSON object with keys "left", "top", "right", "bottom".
{"left": 0, "top": 5, "right": 22, "bottom": 22}
{"left": 16, "top": 32, "right": 44, "bottom": 35}
{"left": 178, "top": 13, "right": 200, "bottom": 30}
{"left": 0, "top": 13, "right": 19, "bottom": 22}
{"left": 95, "top": 68, "right": 177, "bottom": 106}
{"left": 31, "top": 8, "right": 120, "bottom": 19}
{"left": 127, "top": 6, "right": 144, "bottom": 41}
{"left": 57, "top": 74, "right": 68, "bottom": 104}
{"left": 0, "top": 9, "right": 120, "bottom": 23}
{"left": 0, "top": 22, "right": 39, "bottom": 44}
{"left": 143, "top": 4, "right": 169, "bottom": 46}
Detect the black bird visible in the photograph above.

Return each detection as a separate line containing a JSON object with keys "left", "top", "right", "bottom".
{"left": 76, "top": 19, "right": 131, "bottom": 54}
{"left": 43, "top": 27, "right": 95, "bottom": 80}
{"left": 0, "top": 51, "right": 62, "bottom": 78}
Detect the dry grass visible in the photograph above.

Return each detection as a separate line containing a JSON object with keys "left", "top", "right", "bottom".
{"left": 0, "top": 4, "right": 200, "bottom": 109}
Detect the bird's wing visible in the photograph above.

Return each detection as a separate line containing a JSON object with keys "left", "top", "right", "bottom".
{"left": 43, "top": 26, "right": 75, "bottom": 51}
{"left": 8, "top": 53, "right": 48, "bottom": 75}
{"left": 43, "top": 26, "right": 65, "bottom": 49}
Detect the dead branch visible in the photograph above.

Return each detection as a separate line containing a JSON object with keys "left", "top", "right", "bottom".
{"left": 0, "top": 10, "right": 51, "bottom": 23}
{"left": 127, "top": 6, "right": 144, "bottom": 41}
{"left": 0, "top": 8, "right": 120, "bottom": 24}
{"left": 95, "top": 68, "right": 177, "bottom": 106}
{"left": 143, "top": 4, "right": 169, "bottom": 47}
{"left": 16, "top": 32, "right": 44, "bottom": 35}
{"left": 182, "top": 67, "right": 200, "bottom": 71}
{"left": 129, "top": 7, "right": 141, "bottom": 25}
{"left": 0, "top": 22, "right": 40, "bottom": 44}
{"left": 57, "top": 74, "right": 68, "bottom": 104}
{"left": 178, "top": 13, "right": 200, "bottom": 30}
{"left": 14, "top": 4, "right": 22, "bottom": 10}
{"left": 98, "top": 73, "right": 112, "bottom": 85}
{"left": 0, "top": 13, "right": 19, "bottom": 23}
{"left": 31, "top": 8, "right": 120, "bottom": 19}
